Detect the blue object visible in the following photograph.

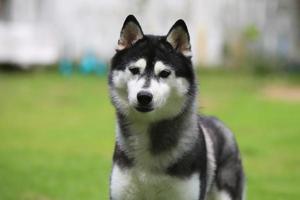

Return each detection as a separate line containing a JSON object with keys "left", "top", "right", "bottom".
{"left": 59, "top": 58, "right": 73, "bottom": 76}
{"left": 80, "top": 51, "right": 107, "bottom": 75}
{"left": 80, "top": 51, "right": 98, "bottom": 74}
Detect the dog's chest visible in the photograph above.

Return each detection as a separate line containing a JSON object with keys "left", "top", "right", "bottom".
{"left": 110, "top": 165, "right": 200, "bottom": 200}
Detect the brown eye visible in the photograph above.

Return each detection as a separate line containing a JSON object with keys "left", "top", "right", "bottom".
{"left": 129, "top": 67, "right": 140, "bottom": 75}
{"left": 159, "top": 70, "right": 171, "bottom": 78}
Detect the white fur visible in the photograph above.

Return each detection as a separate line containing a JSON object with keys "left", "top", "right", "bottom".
{"left": 213, "top": 190, "right": 232, "bottom": 200}
{"left": 154, "top": 61, "right": 171, "bottom": 75}
{"left": 207, "top": 185, "right": 234, "bottom": 200}
{"left": 137, "top": 76, "right": 189, "bottom": 121}
{"left": 112, "top": 70, "right": 131, "bottom": 89}
{"left": 148, "top": 78, "right": 170, "bottom": 108}
{"left": 129, "top": 58, "right": 147, "bottom": 73}
{"left": 111, "top": 59, "right": 190, "bottom": 121}
{"left": 127, "top": 76, "right": 146, "bottom": 106}
{"left": 110, "top": 70, "right": 131, "bottom": 114}
{"left": 242, "top": 184, "right": 247, "bottom": 200}
{"left": 174, "top": 77, "right": 189, "bottom": 96}
{"left": 110, "top": 165, "right": 200, "bottom": 200}
{"left": 110, "top": 165, "right": 131, "bottom": 200}
{"left": 182, "top": 50, "right": 193, "bottom": 57}
{"left": 153, "top": 60, "right": 189, "bottom": 99}
{"left": 130, "top": 60, "right": 189, "bottom": 121}
{"left": 201, "top": 125, "right": 216, "bottom": 193}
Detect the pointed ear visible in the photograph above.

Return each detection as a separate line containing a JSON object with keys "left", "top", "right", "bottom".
{"left": 117, "top": 15, "right": 144, "bottom": 51}
{"left": 166, "top": 19, "right": 191, "bottom": 57}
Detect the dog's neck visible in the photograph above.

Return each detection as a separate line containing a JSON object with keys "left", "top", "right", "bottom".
{"left": 115, "top": 103, "right": 199, "bottom": 171}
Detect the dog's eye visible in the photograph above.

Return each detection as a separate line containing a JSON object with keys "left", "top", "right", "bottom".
{"left": 129, "top": 67, "right": 140, "bottom": 75}
{"left": 159, "top": 70, "right": 171, "bottom": 78}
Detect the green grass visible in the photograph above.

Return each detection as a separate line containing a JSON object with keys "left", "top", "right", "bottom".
{"left": 0, "top": 71, "right": 299, "bottom": 200}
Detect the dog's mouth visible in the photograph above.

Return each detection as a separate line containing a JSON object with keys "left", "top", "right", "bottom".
{"left": 134, "top": 106, "right": 154, "bottom": 113}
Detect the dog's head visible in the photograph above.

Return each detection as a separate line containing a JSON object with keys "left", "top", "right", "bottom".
{"left": 109, "top": 15, "right": 196, "bottom": 122}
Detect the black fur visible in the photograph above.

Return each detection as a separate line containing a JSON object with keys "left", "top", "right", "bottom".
{"left": 113, "top": 143, "right": 133, "bottom": 168}
{"left": 149, "top": 107, "right": 193, "bottom": 155}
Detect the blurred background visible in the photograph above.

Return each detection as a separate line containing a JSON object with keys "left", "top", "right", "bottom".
{"left": 0, "top": 0, "right": 299, "bottom": 199}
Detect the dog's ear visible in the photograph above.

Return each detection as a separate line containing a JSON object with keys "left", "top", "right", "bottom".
{"left": 166, "top": 19, "right": 191, "bottom": 57}
{"left": 117, "top": 15, "right": 144, "bottom": 51}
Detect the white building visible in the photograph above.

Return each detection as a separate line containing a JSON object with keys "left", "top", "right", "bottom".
{"left": 0, "top": 0, "right": 299, "bottom": 67}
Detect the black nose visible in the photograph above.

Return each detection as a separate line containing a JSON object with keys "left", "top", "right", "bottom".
{"left": 137, "top": 91, "right": 153, "bottom": 105}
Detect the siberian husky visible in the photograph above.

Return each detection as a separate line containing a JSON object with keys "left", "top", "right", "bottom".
{"left": 108, "top": 15, "right": 245, "bottom": 200}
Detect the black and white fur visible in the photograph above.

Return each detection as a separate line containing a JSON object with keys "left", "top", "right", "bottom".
{"left": 109, "top": 15, "right": 245, "bottom": 200}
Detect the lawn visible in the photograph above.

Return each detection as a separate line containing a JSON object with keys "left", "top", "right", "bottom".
{"left": 0, "top": 70, "right": 299, "bottom": 200}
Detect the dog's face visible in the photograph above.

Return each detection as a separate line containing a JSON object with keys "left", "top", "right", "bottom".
{"left": 109, "top": 15, "right": 196, "bottom": 122}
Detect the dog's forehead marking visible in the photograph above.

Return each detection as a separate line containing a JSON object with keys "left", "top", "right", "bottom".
{"left": 129, "top": 58, "right": 147, "bottom": 72}
{"left": 154, "top": 61, "right": 171, "bottom": 75}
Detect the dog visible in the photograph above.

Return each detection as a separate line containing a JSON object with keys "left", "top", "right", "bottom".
{"left": 108, "top": 15, "right": 245, "bottom": 200}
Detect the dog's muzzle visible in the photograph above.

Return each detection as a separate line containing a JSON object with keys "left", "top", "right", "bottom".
{"left": 135, "top": 91, "right": 154, "bottom": 112}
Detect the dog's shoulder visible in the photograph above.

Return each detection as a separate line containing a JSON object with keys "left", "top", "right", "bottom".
{"left": 198, "top": 114, "right": 241, "bottom": 165}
